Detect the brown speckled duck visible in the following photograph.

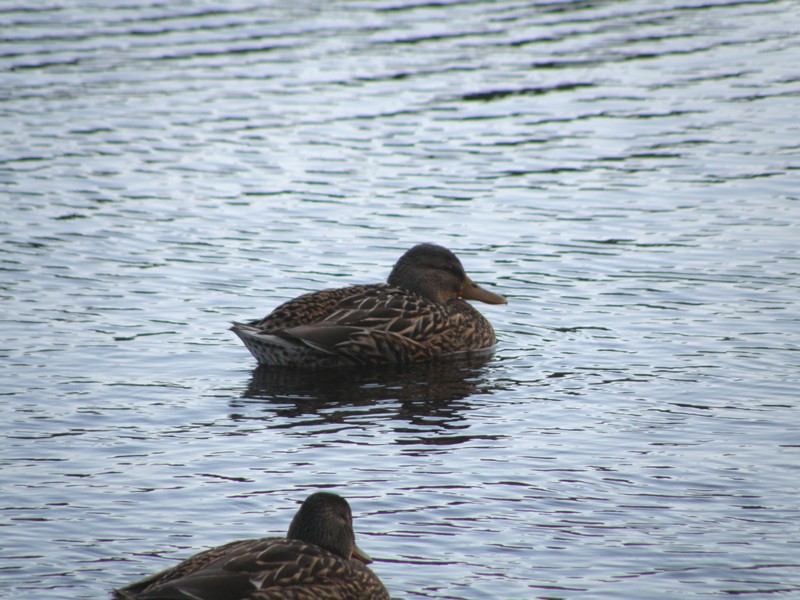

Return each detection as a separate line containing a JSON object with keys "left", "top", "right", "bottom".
{"left": 231, "top": 243, "right": 506, "bottom": 367}
{"left": 113, "top": 491, "right": 390, "bottom": 600}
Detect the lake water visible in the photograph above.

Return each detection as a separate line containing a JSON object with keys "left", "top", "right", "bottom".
{"left": 2, "top": 1, "right": 799, "bottom": 598}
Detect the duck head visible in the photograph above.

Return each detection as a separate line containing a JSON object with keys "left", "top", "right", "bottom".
{"left": 388, "top": 243, "right": 507, "bottom": 305}
{"left": 287, "top": 491, "right": 373, "bottom": 564}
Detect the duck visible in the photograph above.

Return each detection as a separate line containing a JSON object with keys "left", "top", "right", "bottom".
{"left": 113, "top": 491, "right": 390, "bottom": 600}
{"left": 230, "top": 243, "right": 506, "bottom": 367}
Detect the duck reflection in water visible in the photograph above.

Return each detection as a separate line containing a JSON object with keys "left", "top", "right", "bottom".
{"left": 232, "top": 353, "right": 507, "bottom": 448}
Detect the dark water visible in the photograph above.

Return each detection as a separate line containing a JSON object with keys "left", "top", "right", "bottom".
{"left": 2, "top": 1, "right": 799, "bottom": 598}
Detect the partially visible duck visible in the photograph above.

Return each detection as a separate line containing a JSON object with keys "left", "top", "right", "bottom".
{"left": 231, "top": 243, "right": 506, "bottom": 367}
{"left": 114, "top": 491, "right": 390, "bottom": 600}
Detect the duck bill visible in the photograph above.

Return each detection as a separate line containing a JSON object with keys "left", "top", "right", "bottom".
{"left": 351, "top": 543, "right": 373, "bottom": 564}
{"left": 460, "top": 277, "right": 507, "bottom": 305}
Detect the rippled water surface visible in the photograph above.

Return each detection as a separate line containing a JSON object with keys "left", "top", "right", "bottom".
{"left": 2, "top": 1, "right": 799, "bottom": 598}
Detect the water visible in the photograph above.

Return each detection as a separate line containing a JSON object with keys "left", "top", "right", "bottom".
{"left": 2, "top": 0, "right": 799, "bottom": 598}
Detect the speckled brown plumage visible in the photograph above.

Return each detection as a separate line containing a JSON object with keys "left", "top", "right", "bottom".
{"left": 231, "top": 244, "right": 506, "bottom": 368}
{"left": 114, "top": 492, "right": 389, "bottom": 600}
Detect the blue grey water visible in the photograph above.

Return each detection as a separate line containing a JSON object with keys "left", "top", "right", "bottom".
{"left": 1, "top": 1, "right": 799, "bottom": 598}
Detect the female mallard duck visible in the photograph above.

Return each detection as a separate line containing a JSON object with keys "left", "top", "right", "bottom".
{"left": 231, "top": 243, "right": 506, "bottom": 367}
{"left": 114, "top": 491, "right": 390, "bottom": 600}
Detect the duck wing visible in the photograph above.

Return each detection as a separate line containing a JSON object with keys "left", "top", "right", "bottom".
{"left": 274, "top": 286, "right": 452, "bottom": 365}
{"left": 248, "top": 285, "right": 378, "bottom": 330}
{"left": 113, "top": 538, "right": 267, "bottom": 599}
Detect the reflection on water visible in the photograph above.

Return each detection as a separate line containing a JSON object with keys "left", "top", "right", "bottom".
{"left": 235, "top": 353, "right": 507, "bottom": 447}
